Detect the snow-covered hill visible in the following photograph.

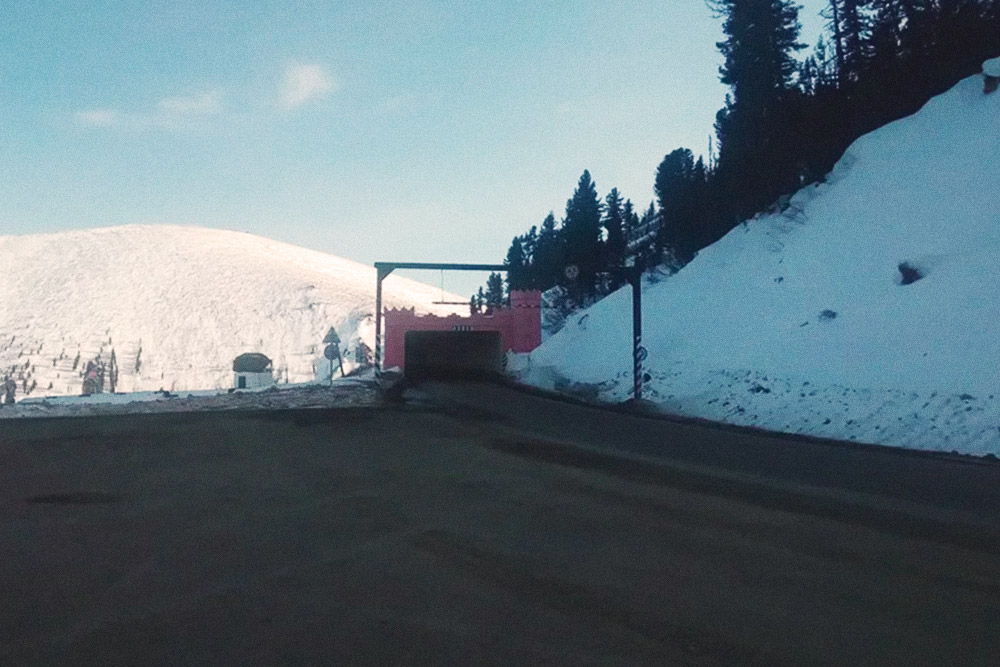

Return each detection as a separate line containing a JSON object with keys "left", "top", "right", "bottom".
{"left": 525, "top": 65, "right": 1000, "bottom": 457}
{"left": 0, "top": 225, "right": 461, "bottom": 396}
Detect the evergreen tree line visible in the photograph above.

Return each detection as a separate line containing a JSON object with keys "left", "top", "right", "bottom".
{"left": 479, "top": 0, "right": 1000, "bottom": 305}
{"left": 472, "top": 170, "right": 658, "bottom": 311}
{"left": 663, "top": 0, "right": 1000, "bottom": 262}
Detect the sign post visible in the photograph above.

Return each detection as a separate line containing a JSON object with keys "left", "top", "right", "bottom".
{"left": 323, "top": 327, "right": 342, "bottom": 385}
{"left": 323, "top": 344, "right": 342, "bottom": 384}
{"left": 624, "top": 258, "right": 645, "bottom": 402}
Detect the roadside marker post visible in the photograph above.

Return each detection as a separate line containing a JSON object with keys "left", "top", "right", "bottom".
{"left": 623, "top": 258, "right": 645, "bottom": 403}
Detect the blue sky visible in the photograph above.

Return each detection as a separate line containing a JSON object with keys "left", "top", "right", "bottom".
{"left": 1, "top": 0, "right": 825, "bottom": 294}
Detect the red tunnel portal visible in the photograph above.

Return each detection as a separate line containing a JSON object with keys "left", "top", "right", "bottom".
{"left": 383, "top": 291, "right": 542, "bottom": 372}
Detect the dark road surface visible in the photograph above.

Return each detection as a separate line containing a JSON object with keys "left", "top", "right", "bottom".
{"left": 1, "top": 381, "right": 999, "bottom": 666}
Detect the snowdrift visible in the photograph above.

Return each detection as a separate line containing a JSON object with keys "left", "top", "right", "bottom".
{"left": 0, "top": 225, "right": 460, "bottom": 396}
{"left": 526, "top": 67, "right": 1000, "bottom": 456}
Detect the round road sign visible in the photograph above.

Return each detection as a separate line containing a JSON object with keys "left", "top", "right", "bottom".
{"left": 324, "top": 344, "right": 339, "bottom": 360}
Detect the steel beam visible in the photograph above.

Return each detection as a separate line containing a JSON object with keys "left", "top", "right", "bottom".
{"left": 374, "top": 262, "right": 507, "bottom": 273}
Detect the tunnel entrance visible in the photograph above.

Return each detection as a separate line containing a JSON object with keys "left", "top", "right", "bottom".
{"left": 403, "top": 330, "right": 503, "bottom": 381}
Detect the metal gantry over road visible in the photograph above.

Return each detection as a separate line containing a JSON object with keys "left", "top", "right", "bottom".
{"left": 373, "top": 260, "right": 647, "bottom": 401}
{"left": 373, "top": 261, "right": 507, "bottom": 372}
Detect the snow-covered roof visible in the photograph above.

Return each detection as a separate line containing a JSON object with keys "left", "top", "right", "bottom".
{"left": 233, "top": 353, "right": 272, "bottom": 373}
{"left": 984, "top": 56, "right": 1000, "bottom": 78}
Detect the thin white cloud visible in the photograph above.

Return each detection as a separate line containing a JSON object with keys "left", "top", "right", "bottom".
{"left": 157, "top": 91, "right": 222, "bottom": 116}
{"left": 279, "top": 64, "right": 337, "bottom": 110}
{"left": 74, "top": 90, "right": 223, "bottom": 129}
{"left": 75, "top": 109, "right": 119, "bottom": 126}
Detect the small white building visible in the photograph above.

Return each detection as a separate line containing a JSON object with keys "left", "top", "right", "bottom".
{"left": 233, "top": 353, "right": 274, "bottom": 389}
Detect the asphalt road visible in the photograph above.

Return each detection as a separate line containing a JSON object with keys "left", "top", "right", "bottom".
{"left": 1, "top": 381, "right": 999, "bottom": 666}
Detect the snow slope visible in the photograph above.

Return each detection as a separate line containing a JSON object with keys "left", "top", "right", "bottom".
{"left": 525, "top": 68, "right": 1000, "bottom": 456}
{"left": 0, "top": 225, "right": 461, "bottom": 396}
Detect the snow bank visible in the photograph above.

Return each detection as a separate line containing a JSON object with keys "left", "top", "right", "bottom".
{"left": 0, "top": 377, "right": 381, "bottom": 420}
{"left": 524, "top": 68, "right": 1000, "bottom": 457}
{"left": 0, "top": 225, "right": 461, "bottom": 397}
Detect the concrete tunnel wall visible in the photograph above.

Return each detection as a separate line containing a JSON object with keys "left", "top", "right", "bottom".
{"left": 403, "top": 331, "right": 504, "bottom": 380}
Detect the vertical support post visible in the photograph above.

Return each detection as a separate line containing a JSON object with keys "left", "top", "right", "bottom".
{"left": 374, "top": 266, "right": 393, "bottom": 373}
{"left": 631, "top": 267, "right": 643, "bottom": 402}
{"left": 375, "top": 274, "right": 384, "bottom": 373}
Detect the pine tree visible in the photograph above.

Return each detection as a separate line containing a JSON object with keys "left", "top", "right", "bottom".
{"left": 813, "top": 37, "right": 837, "bottom": 90}
{"left": 714, "top": 0, "right": 804, "bottom": 114}
{"left": 868, "top": 1, "right": 902, "bottom": 63}
{"left": 867, "top": 1, "right": 937, "bottom": 74}
{"left": 484, "top": 272, "right": 505, "bottom": 308}
{"left": 642, "top": 202, "right": 655, "bottom": 222}
{"left": 602, "top": 187, "right": 627, "bottom": 275}
{"left": 799, "top": 55, "right": 819, "bottom": 95}
{"left": 522, "top": 226, "right": 538, "bottom": 274}
{"left": 690, "top": 156, "right": 710, "bottom": 249}
{"left": 532, "top": 212, "right": 563, "bottom": 291}
{"left": 825, "top": 1, "right": 870, "bottom": 83}
{"left": 561, "top": 170, "right": 603, "bottom": 296}
{"left": 712, "top": 0, "right": 805, "bottom": 219}
{"left": 622, "top": 198, "right": 637, "bottom": 247}
{"left": 843, "top": 1, "right": 869, "bottom": 80}
{"left": 825, "top": 0, "right": 846, "bottom": 79}
{"left": 654, "top": 149, "right": 697, "bottom": 259}
{"left": 504, "top": 237, "right": 527, "bottom": 292}
{"left": 628, "top": 201, "right": 657, "bottom": 268}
